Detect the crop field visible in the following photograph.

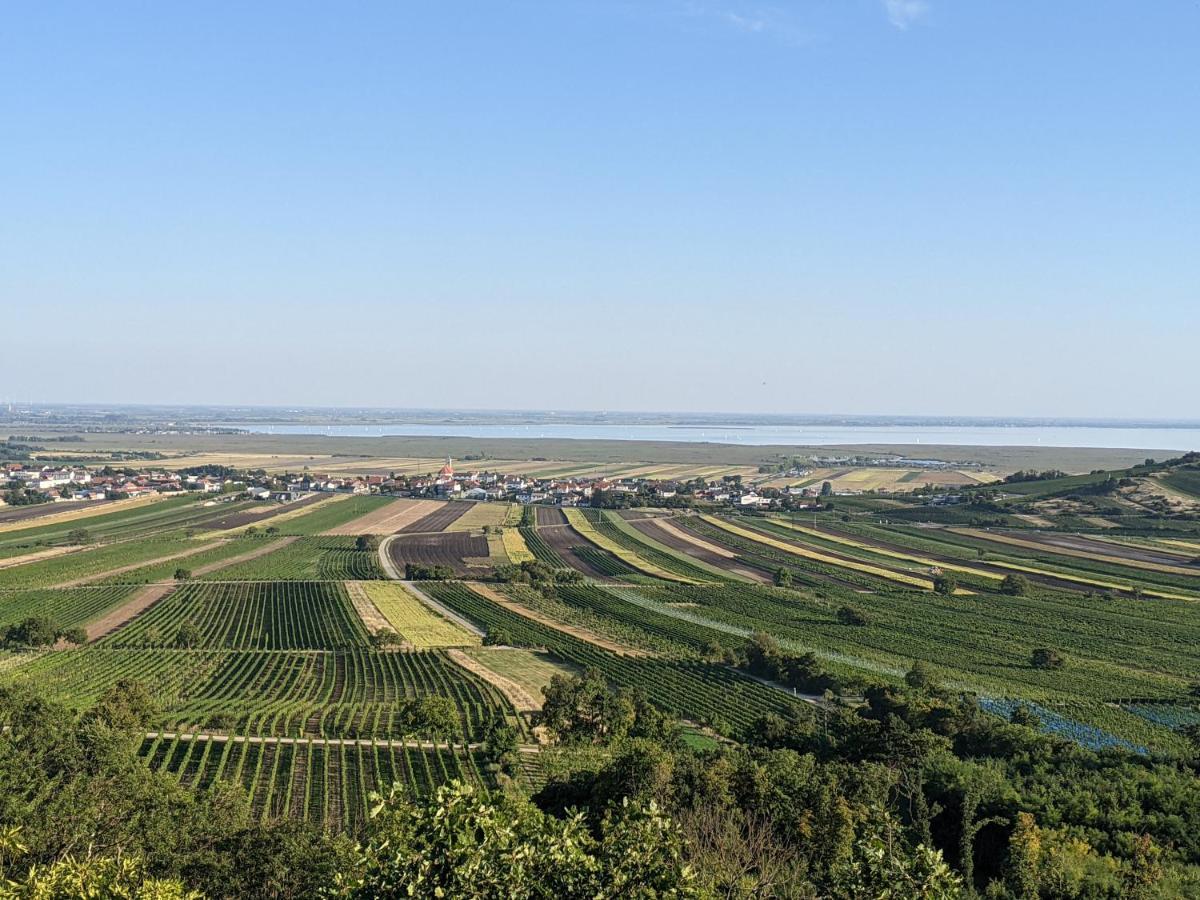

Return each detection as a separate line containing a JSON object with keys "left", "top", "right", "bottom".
{"left": 15, "top": 646, "right": 516, "bottom": 741}
{"left": 0, "top": 534, "right": 228, "bottom": 588}
{"left": 631, "top": 517, "right": 771, "bottom": 584}
{"left": 100, "top": 581, "right": 370, "bottom": 650}
{"left": 500, "top": 527, "right": 536, "bottom": 564}
{"left": 563, "top": 508, "right": 698, "bottom": 583}
{"left": 6, "top": 440, "right": 1200, "bottom": 850}
{"left": 587, "top": 510, "right": 747, "bottom": 582}
{"left": 445, "top": 501, "right": 514, "bottom": 532}
{"left": 699, "top": 515, "right": 940, "bottom": 590}
{"left": 0, "top": 493, "right": 175, "bottom": 534}
{"left": 422, "top": 582, "right": 810, "bottom": 733}
{"left": 198, "top": 493, "right": 332, "bottom": 531}
{"left": 204, "top": 536, "right": 384, "bottom": 581}
{"left": 397, "top": 502, "right": 471, "bottom": 533}
{"left": 0, "top": 584, "right": 138, "bottom": 631}
{"left": 460, "top": 647, "right": 579, "bottom": 707}
{"left": 272, "top": 495, "right": 394, "bottom": 535}
{"left": 140, "top": 735, "right": 488, "bottom": 830}
{"left": 386, "top": 532, "right": 491, "bottom": 576}
{"left": 0, "top": 495, "right": 238, "bottom": 558}
{"left": 361, "top": 582, "right": 480, "bottom": 647}
{"left": 1160, "top": 469, "right": 1200, "bottom": 499}
{"left": 323, "top": 497, "right": 439, "bottom": 535}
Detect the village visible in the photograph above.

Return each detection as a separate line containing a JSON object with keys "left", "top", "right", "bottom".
{"left": 2, "top": 458, "right": 845, "bottom": 514}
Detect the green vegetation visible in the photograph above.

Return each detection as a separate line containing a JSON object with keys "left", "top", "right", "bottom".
{"left": 99, "top": 581, "right": 371, "bottom": 650}
{"left": 206, "top": 536, "right": 384, "bottom": 580}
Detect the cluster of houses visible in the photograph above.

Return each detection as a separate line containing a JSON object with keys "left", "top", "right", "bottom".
{"left": 1, "top": 463, "right": 230, "bottom": 504}
{"left": 4, "top": 457, "right": 837, "bottom": 513}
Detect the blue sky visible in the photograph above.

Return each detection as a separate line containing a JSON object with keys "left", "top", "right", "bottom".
{"left": 2, "top": 1, "right": 1197, "bottom": 417}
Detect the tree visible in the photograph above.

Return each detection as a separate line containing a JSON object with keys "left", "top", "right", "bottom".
{"left": 405, "top": 695, "right": 459, "bottom": 737}
{"left": 1, "top": 854, "right": 201, "bottom": 899}
{"left": 836, "top": 606, "right": 869, "bottom": 627}
{"left": 483, "top": 626, "right": 514, "bottom": 647}
{"left": 829, "top": 808, "right": 961, "bottom": 899}
{"left": 1000, "top": 573, "right": 1029, "bottom": 596}
{"left": 3, "top": 616, "right": 61, "bottom": 648}
{"left": 66, "top": 528, "right": 91, "bottom": 545}
{"left": 59, "top": 626, "right": 87, "bottom": 646}
{"left": 932, "top": 574, "right": 957, "bottom": 596}
{"left": 772, "top": 567, "right": 792, "bottom": 587}
{"left": 174, "top": 567, "right": 192, "bottom": 581}
{"left": 1030, "top": 648, "right": 1065, "bottom": 670}
{"left": 370, "top": 628, "right": 402, "bottom": 648}
{"left": 1006, "top": 812, "right": 1042, "bottom": 899}
{"left": 535, "top": 669, "right": 635, "bottom": 745}
{"left": 355, "top": 534, "right": 378, "bottom": 552}
{"left": 174, "top": 622, "right": 202, "bottom": 649}
{"left": 332, "top": 782, "right": 701, "bottom": 899}
{"left": 820, "top": 481, "right": 833, "bottom": 497}
{"left": 904, "top": 660, "right": 937, "bottom": 692}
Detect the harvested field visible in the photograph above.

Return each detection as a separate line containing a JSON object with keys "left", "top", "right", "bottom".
{"left": 86, "top": 582, "right": 178, "bottom": 641}
{"left": 387, "top": 532, "right": 491, "bottom": 576}
{"left": 446, "top": 648, "right": 542, "bottom": 712}
{"left": 460, "top": 647, "right": 579, "bottom": 712}
{"left": 534, "top": 506, "right": 567, "bottom": 527}
{"left": 397, "top": 503, "right": 470, "bottom": 534}
{"left": 501, "top": 528, "right": 535, "bottom": 564}
{"left": 632, "top": 518, "right": 770, "bottom": 584}
{"left": 343, "top": 581, "right": 394, "bottom": 636}
{"left": 199, "top": 494, "right": 329, "bottom": 531}
{"left": 446, "top": 502, "right": 514, "bottom": 532}
{"left": 324, "top": 498, "right": 441, "bottom": 535}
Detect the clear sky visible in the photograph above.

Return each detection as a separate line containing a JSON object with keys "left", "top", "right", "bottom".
{"left": 2, "top": 1, "right": 1197, "bottom": 418}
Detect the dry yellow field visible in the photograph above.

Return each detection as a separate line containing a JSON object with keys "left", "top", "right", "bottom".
{"left": 563, "top": 508, "right": 697, "bottom": 583}
{"left": 446, "top": 501, "right": 515, "bottom": 532}
{"left": 323, "top": 498, "right": 439, "bottom": 535}
{"left": 700, "top": 515, "right": 942, "bottom": 591}
{"left": 160, "top": 452, "right": 336, "bottom": 472}
{"left": 501, "top": 527, "right": 536, "bottom": 564}
{"left": 361, "top": 582, "right": 480, "bottom": 648}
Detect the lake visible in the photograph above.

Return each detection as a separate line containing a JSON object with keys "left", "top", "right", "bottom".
{"left": 234, "top": 422, "right": 1200, "bottom": 451}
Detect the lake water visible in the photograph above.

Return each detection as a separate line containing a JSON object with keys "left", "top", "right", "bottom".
{"left": 235, "top": 423, "right": 1200, "bottom": 451}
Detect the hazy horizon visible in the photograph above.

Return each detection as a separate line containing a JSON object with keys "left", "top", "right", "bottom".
{"left": 3, "top": 2, "right": 1197, "bottom": 417}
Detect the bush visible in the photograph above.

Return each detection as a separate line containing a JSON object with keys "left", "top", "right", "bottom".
{"left": 933, "top": 573, "right": 958, "bottom": 595}
{"left": 1001, "top": 573, "right": 1030, "bottom": 596}
{"left": 836, "top": 605, "right": 869, "bottom": 626}
{"left": 1031, "top": 648, "right": 1066, "bottom": 670}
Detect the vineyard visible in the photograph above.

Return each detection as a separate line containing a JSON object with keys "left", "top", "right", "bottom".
{"left": 205, "top": 536, "right": 385, "bottom": 581}
{"left": 422, "top": 582, "right": 809, "bottom": 734}
{"left": 100, "top": 581, "right": 372, "bottom": 650}
{"left": 15, "top": 646, "right": 518, "bottom": 742}
{"left": 2, "top": 470, "right": 1199, "bottom": 842}
{"left": 0, "top": 584, "right": 138, "bottom": 630}
{"left": 140, "top": 735, "right": 489, "bottom": 830}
